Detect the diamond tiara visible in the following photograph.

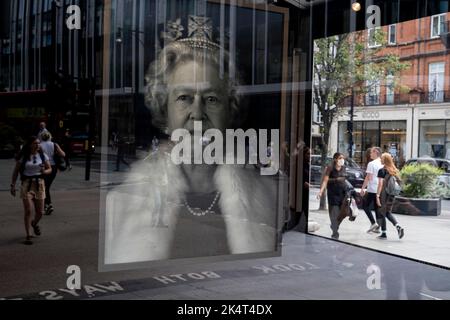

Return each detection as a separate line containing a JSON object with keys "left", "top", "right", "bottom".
{"left": 161, "top": 15, "right": 221, "bottom": 51}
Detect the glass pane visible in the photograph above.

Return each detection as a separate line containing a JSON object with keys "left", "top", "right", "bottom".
{"left": 440, "top": 14, "right": 446, "bottom": 34}
{"left": 380, "top": 121, "right": 407, "bottom": 167}
{"left": 419, "top": 120, "right": 446, "bottom": 157}
{"left": 353, "top": 121, "right": 364, "bottom": 165}
{"left": 389, "top": 25, "right": 396, "bottom": 43}
{"left": 432, "top": 15, "right": 439, "bottom": 36}
{"left": 362, "top": 121, "right": 379, "bottom": 152}
{"left": 446, "top": 120, "right": 450, "bottom": 159}
{"left": 99, "top": 0, "right": 288, "bottom": 269}
{"left": 338, "top": 121, "right": 349, "bottom": 155}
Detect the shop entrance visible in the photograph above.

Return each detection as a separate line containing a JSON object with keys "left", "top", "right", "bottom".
{"left": 338, "top": 120, "right": 407, "bottom": 169}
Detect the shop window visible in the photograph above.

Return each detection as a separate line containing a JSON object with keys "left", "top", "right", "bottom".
{"left": 381, "top": 121, "right": 406, "bottom": 166}
{"left": 338, "top": 121, "right": 406, "bottom": 167}
{"left": 419, "top": 120, "right": 446, "bottom": 158}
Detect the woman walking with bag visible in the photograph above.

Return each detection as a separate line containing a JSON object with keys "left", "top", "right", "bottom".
{"left": 317, "top": 152, "right": 348, "bottom": 239}
{"left": 375, "top": 153, "right": 405, "bottom": 240}
{"left": 10, "top": 136, "right": 52, "bottom": 245}
{"left": 39, "top": 131, "right": 66, "bottom": 215}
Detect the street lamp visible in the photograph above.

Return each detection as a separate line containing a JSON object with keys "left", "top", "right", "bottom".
{"left": 351, "top": 2, "right": 361, "bottom": 12}
{"left": 348, "top": 87, "right": 355, "bottom": 158}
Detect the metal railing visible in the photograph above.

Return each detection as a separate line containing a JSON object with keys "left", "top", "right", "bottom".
{"left": 347, "top": 91, "right": 450, "bottom": 107}
{"left": 426, "top": 91, "right": 445, "bottom": 103}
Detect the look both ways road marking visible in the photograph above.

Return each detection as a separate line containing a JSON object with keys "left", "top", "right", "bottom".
{"left": 0, "top": 262, "right": 321, "bottom": 300}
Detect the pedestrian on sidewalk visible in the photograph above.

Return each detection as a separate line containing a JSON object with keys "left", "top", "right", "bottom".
{"left": 375, "top": 153, "right": 405, "bottom": 240}
{"left": 37, "top": 122, "right": 49, "bottom": 141}
{"left": 61, "top": 129, "right": 73, "bottom": 170}
{"left": 317, "top": 152, "right": 347, "bottom": 240}
{"left": 10, "top": 136, "right": 52, "bottom": 245}
{"left": 39, "top": 131, "right": 66, "bottom": 215}
{"left": 360, "top": 147, "right": 383, "bottom": 234}
{"left": 151, "top": 136, "right": 159, "bottom": 152}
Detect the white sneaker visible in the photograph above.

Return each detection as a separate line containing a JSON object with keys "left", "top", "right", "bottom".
{"left": 367, "top": 223, "right": 380, "bottom": 234}
{"left": 308, "top": 221, "right": 320, "bottom": 232}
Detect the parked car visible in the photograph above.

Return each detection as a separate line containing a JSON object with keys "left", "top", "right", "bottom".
{"left": 405, "top": 157, "right": 450, "bottom": 197}
{"left": 310, "top": 155, "right": 365, "bottom": 188}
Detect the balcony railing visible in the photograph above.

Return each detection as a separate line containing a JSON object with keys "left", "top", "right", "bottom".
{"left": 346, "top": 91, "right": 450, "bottom": 107}
{"left": 426, "top": 91, "right": 445, "bottom": 103}
{"left": 362, "top": 93, "right": 408, "bottom": 106}
{"left": 365, "top": 94, "right": 380, "bottom": 105}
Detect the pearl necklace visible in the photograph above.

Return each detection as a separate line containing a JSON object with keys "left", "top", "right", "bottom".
{"left": 184, "top": 192, "right": 220, "bottom": 216}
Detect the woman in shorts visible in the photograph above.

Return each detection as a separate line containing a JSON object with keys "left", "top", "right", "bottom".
{"left": 11, "top": 136, "right": 52, "bottom": 245}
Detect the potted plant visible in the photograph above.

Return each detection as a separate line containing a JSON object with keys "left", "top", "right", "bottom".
{"left": 392, "top": 163, "right": 445, "bottom": 216}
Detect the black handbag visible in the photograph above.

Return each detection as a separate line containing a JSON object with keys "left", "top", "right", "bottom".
{"left": 53, "top": 143, "right": 67, "bottom": 171}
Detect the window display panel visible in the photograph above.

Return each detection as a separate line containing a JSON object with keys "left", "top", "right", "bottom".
{"left": 99, "top": 0, "right": 288, "bottom": 271}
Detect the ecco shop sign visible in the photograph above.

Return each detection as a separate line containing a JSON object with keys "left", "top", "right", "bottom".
{"left": 362, "top": 111, "right": 380, "bottom": 119}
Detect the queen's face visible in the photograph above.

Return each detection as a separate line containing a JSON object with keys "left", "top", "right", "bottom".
{"left": 166, "top": 59, "right": 231, "bottom": 135}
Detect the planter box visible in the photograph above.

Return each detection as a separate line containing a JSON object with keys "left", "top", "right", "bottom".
{"left": 392, "top": 196, "right": 441, "bottom": 216}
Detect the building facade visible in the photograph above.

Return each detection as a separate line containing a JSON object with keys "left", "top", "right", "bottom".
{"left": 0, "top": 0, "right": 102, "bottom": 142}
{"left": 0, "top": 0, "right": 294, "bottom": 150}
{"left": 329, "top": 12, "right": 450, "bottom": 167}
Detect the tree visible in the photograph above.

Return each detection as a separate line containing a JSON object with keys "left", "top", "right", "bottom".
{"left": 313, "top": 29, "right": 410, "bottom": 209}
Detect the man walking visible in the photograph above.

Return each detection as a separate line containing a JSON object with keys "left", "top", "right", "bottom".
{"left": 360, "top": 147, "right": 383, "bottom": 233}
{"left": 37, "top": 122, "right": 49, "bottom": 141}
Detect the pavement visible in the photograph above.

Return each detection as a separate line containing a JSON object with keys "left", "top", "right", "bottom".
{"left": 1, "top": 154, "right": 450, "bottom": 300}
{"left": 308, "top": 187, "right": 450, "bottom": 268}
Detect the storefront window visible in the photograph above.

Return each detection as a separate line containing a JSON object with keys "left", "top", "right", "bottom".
{"left": 339, "top": 120, "right": 406, "bottom": 167}
{"left": 419, "top": 120, "right": 447, "bottom": 158}
{"left": 380, "top": 121, "right": 406, "bottom": 167}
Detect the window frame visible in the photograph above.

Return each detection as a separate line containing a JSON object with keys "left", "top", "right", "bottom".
{"left": 367, "top": 27, "right": 382, "bottom": 48}
{"left": 430, "top": 13, "right": 446, "bottom": 38}
{"left": 388, "top": 24, "right": 396, "bottom": 45}
{"left": 365, "top": 78, "right": 381, "bottom": 105}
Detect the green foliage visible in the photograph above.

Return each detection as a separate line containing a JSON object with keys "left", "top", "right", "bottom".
{"left": 400, "top": 163, "right": 444, "bottom": 198}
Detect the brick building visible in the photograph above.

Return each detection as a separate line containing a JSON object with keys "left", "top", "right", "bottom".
{"left": 329, "top": 12, "right": 450, "bottom": 167}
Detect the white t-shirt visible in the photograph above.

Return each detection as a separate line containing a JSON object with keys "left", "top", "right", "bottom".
{"left": 40, "top": 141, "right": 55, "bottom": 165}
{"left": 366, "top": 158, "right": 383, "bottom": 193}
{"left": 23, "top": 153, "right": 49, "bottom": 177}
